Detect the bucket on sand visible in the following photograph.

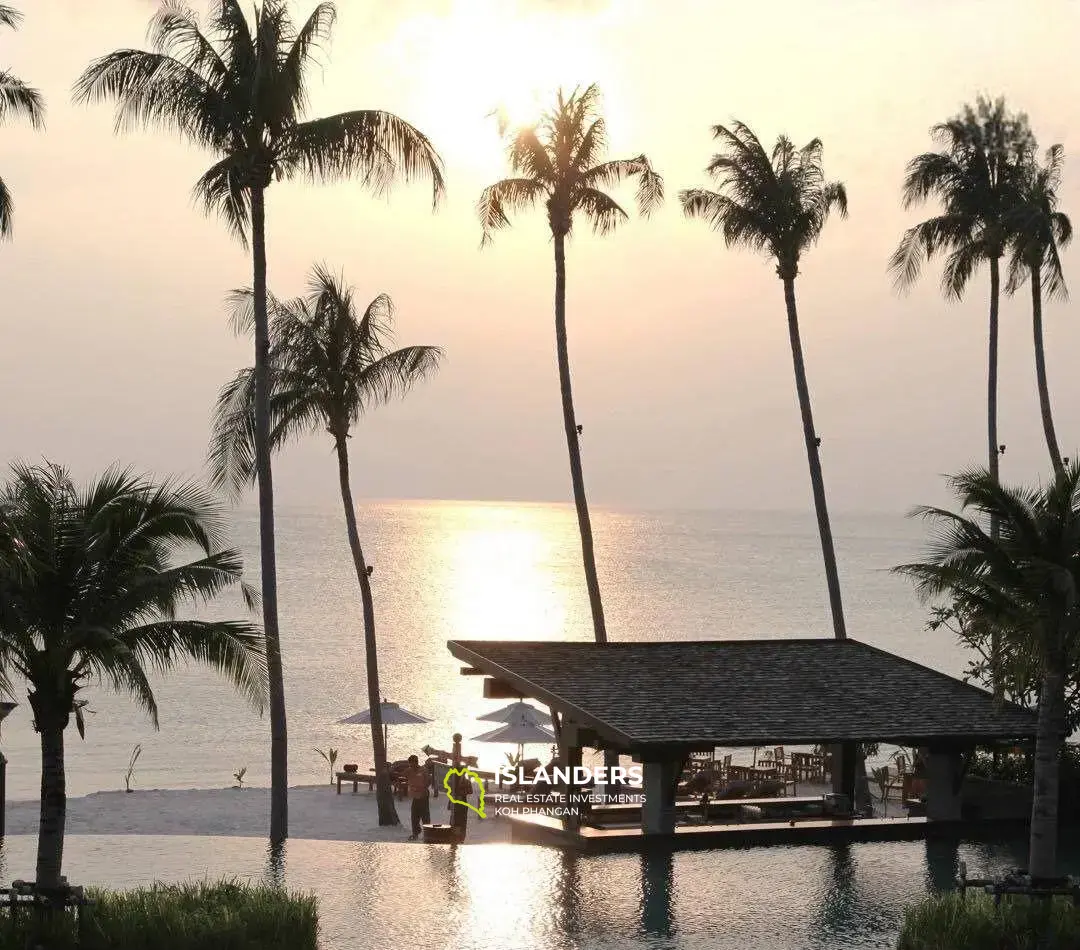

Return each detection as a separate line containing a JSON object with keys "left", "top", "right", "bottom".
{"left": 421, "top": 823, "right": 458, "bottom": 844}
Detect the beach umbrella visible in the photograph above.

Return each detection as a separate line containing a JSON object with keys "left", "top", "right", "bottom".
{"left": 472, "top": 711, "right": 556, "bottom": 762}
{"left": 476, "top": 701, "right": 552, "bottom": 725}
{"left": 337, "top": 698, "right": 432, "bottom": 756}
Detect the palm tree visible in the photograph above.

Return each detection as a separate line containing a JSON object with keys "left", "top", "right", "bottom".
{"left": 895, "top": 464, "right": 1080, "bottom": 880}
{"left": 0, "top": 4, "right": 45, "bottom": 237}
{"left": 890, "top": 97, "right": 1032, "bottom": 696}
{"left": 0, "top": 462, "right": 267, "bottom": 889}
{"left": 1005, "top": 145, "right": 1072, "bottom": 474}
{"left": 890, "top": 96, "right": 1032, "bottom": 500}
{"left": 208, "top": 265, "right": 442, "bottom": 826}
{"left": 74, "top": 0, "right": 443, "bottom": 842}
{"left": 478, "top": 84, "right": 662, "bottom": 646}
{"left": 680, "top": 121, "right": 848, "bottom": 639}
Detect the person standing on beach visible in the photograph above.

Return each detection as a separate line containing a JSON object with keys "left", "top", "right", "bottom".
{"left": 405, "top": 755, "right": 430, "bottom": 841}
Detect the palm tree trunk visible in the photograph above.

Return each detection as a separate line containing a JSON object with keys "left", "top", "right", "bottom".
{"left": 988, "top": 257, "right": 1003, "bottom": 701}
{"left": 553, "top": 231, "right": 607, "bottom": 644}
{"left": 251, "top": 184, "right": 288, "bottom": 843}
{"left": 1028, "top": 667, "right": 1065, "bottom": 880}
{"left": 334, "top": 436, "right": 399, "bottom": 826}
{"left": 35, "top": 723, "right": 65, "bottom": 889}
{"left": 782, "top": 277, "right": 846, "bottom": 640}
{"left": 1030, "top": 266, "right": 1063, "bottom": 475}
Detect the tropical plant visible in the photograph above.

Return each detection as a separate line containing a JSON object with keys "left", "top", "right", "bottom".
{"left": 478, "top": 83, "right": 662, "bottom": 648}
{"left": 895, "top": 464, "right": 1080, "bottom": 879}
{"left": 680, "top": 121, "right": 848, "bottom": 640}
{"left": 124, "top": 744, "right": 142, "bottom": 793}
{"left": 0, "top": 4, "right": 45, "bottom": 238}
{"left": 870, "top": 765, "right": 890, "bottom": 817}
{"left": 315, "top": 747, "right": 338, "bottom": 785}
{"left": 208, "top": 265, "right": 442, "bottom": 825}
{"left": 929, "top": 602, "right": 1080, "bottom": 735}
{"left": 1004, "top": 144, "right": 1072, "bottom": 474}
{"left": 74, "top": 0, "right": 443, "bottom": 843}
{"left": 0, "top": 880, "right": 320, "bottom": 950}
{"left": 0, "top": 462, "right": 267, "bottom": 888}
{"left": 233, "top": 766, "right": 247, "bottom": 789}
{"left": 898, "top": 891, "right": 1080, "bottom": 950}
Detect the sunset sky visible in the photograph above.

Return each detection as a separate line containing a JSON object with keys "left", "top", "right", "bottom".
{"left": 3, "top": 0, "right": 1080, "bottom": 513}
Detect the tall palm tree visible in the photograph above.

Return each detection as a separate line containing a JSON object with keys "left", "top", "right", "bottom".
{"left": 1005, "top": 144, "right": 1072, "bottom": 474}
{"left": 680, "top": 121, "right": 848, "bottom": 640}
{"left": 890, "top": 97, "right": 1032, "bottom": 696}
{"left": 0, "top": 462, "right": 267, "bottom": 889}
{"left": 895, "top": 464, "right": 1080, "bottom": 880}
{"left": 74, "top": 0, "right": 443, "bottom": 842}
{"left": 0, "top": 4, "right": 45, "bottom": 237}
{"left": 478, "top": 84, "right": 662, "bottom": 647}
{"left": 207, "top": 265, "right": 442, "bottom": 826}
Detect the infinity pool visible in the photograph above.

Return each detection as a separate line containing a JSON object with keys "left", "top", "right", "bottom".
{"left": 0, "top": 832, "right": 1076, "bottom": 949}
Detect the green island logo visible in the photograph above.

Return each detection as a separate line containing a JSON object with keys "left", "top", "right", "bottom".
{"left": 443, "top": 766, "right": 486, "bottom": 819}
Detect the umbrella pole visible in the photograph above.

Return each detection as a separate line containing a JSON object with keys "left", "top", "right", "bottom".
{"left": 384, "top": 723, "right": 389, "bottom": 759}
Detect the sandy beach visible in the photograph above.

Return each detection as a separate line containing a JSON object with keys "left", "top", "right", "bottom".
{"left": 5, "top": 785, "right": 512, "bottom": 844}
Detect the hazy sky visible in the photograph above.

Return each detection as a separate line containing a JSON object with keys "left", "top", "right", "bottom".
{"left": 3, "top": 0, "right": 1080, "bottom": 513}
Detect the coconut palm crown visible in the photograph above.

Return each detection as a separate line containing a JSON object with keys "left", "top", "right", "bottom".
{"left": 679, "top": 120, "right": 847, "bottom": 280}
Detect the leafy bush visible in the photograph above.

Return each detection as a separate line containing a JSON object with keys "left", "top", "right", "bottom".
{"left": 0, "top": 880, "right": 318, "bottom": 950}
{"left": 897, "top": 892, "right": 1080, "bottom": 950}
{"left": 969, "top": 744, "right": 1080, "bottom": 820}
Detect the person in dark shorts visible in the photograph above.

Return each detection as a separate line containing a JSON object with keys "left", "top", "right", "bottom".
{"left": 405, "top": 754, "right": 430, "bottom": 840}
{"left": 449, "top": 770, "right": 473, "bottom": 841}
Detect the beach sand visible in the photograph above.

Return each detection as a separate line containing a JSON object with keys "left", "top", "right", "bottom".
{"left": 5, "top": 785, "right": 512, "bottom": 844}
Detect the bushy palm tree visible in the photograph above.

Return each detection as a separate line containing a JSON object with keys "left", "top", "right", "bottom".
{"left": 680, "top": 121, "right": 848, "bottom": 640}
{"left": 896, "top": 464, "right": 1080, "bottom": 880}
{"left": 74, "top": 0, "right": 443, "bottom": 842}
{"left": 1005, "top": 145, "right": 1072, "bottom": 474}
{"left": 478, "top": 84, "right": 662, "bottom": 646}
{"left": 0, "top": 463, "right": 267, "bottom": 889}
{"left": 208, "top": 265, "right": 442, "bottom": 826}
{"left": 0, "top": 4, "right": 45, "bottom": 237}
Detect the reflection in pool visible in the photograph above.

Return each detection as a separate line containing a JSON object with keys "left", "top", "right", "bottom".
{"left": 0, "top": 832, "right": 1075, "bottom": 949}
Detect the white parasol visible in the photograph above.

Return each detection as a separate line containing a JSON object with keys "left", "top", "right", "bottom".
{"left": 338, "top": 698, "right": 432, "bottom": 756}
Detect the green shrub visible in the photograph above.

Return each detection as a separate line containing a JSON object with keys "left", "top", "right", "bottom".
{"left": 0, "top": 880, "right": 318, "bottom": 950}
{"left": 897, "top": 892, "right": 1080, "bottom": 950}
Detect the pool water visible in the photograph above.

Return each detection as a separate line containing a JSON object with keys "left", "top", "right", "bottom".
{"left": 1, "top": 831, "right": 1078, "bottom": 949}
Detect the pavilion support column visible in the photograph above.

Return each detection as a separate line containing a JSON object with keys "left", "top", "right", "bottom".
{"left": 925, "top": 748, "right": 964, "bottom": 822}
{"left": 641, "top": 759, "right": 678, "bottom": 836}
{"left": 564, "top": 744, "right": 583, "bottom": 831}
{"left": 831, "top": 742, "right": 858, "bottom": 810}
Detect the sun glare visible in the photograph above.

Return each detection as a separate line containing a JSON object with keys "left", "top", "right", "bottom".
{"left": 380, "top": 2, "right": 617, "bottom": 175}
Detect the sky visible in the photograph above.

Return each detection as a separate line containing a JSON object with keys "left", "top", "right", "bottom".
{"left": 2, "top": 0, "right": 1080, "bottom": 514}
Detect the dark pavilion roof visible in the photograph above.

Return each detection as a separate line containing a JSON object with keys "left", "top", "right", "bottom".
{"left": 447, "top": 638, "right": 1038, "bottom": 750}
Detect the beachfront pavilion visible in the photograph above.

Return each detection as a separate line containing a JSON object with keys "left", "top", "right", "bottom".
{"left": 448, "top": 638, "right": 1039, "bottom": 848}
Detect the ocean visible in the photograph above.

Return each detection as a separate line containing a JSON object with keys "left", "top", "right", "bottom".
{"left": 0, "top": 502, "right": 966, "bottom": 801}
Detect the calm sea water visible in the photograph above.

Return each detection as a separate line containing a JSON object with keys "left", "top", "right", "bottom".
{"left": 1, "top": 502, "right": 959, "bottom": 799}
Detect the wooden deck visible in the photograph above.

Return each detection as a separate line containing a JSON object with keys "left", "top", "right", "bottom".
{"left": 507, "top": 811, "right": 932, "bottom": 854}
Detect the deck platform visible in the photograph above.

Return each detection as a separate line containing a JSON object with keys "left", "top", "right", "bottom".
{"left": 507, "top": 812, "right": 933, "bottom": 854}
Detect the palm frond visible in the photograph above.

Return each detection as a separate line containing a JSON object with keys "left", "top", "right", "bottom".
{"left": 193, "top": 154, "right": 250, "bottom": 245}
{"left": 477, "top": 177, "right": 547, "bottom": 244}
{"left": 280, "top": 110, "right": 445, "bottom": 205}
{"left": 0, "top": 175, "right": 12, "bottom": 240}
{"left": 281, "top": 2, "right": 336, "bottom": 114}
{"left": 0, "top": 4, "right": 21, "bottom": 29}
{"left": 72, "top": 49, "right": 228, "bottom": 144}
{"left": 575, "top": 187, "right": 628, "bottom": 236}
{"left": 582, "top": 156, "right": 663, "bottom": 216}
{"left": 0, "top": 70, "right": 44, "bottom": 128}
